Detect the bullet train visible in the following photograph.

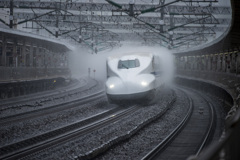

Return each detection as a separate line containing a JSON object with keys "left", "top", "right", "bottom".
{"left": 105, "top": 52, "right": 164, "bottom": 103}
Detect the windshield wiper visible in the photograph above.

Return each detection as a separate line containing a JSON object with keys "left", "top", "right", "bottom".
{"left": 122, "top": 63, "right": 129, "bottom": 69}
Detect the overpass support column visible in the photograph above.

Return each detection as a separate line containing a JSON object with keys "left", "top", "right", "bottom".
{"left": 49, "top": 51, "right": 54, "bottom": 68}
{"left": 229, "top": 53, "right": 235, "bottom": 73}
{"left": 202, "top": 56, "right": 207, "bottom": 70}
{"left": 38, "top": 47, "right": 43, "bottom": 67}
{"left": 230, "top": 52, "right": 236, "bottom": 73}
{"left": 184, "top": 56, "right": 187, "bottom": 70}
{"left": 36, "top": 47, "right": 42, "bottom": 68}
{"left": 208, "top": 55, "right": 212, "bottom": 71}
{"left": 216, "top": 54, "right": 222, "bottom": 72}
{"left": 22, "top": 41, "right": 26, "bottom": 67}
{"left": 33, "top": 47, "right": 37, "bottom": 68}
{"left": 185, "top": 56, "right": 189, "bottom": 70}
{"left": 189, "top": 56, "right": 193, "bottom": 70}
{"left": 175, "top": 56, "right": 180, "bottom": 70}
{"left": 45, "top": 49, "right": 49, "bottom": 68}
{"left": 199, "top": 56, "right": 203, "bottom": 70}
{"left": 234, "top": 51, "right": 238, "bottom": 74}
{"left": 213, "top": 54, "right": 218, "bottom": 71}
{"left": 29, "top": 44, "right": 33, "bottom": 67}
{"left": 197, "top": 56, "right": 201, "bottom": 70}
{"left": 220, "top": 54, "right": 223, "bottom": 72}
{"left": 206, "top": 55, "right": 210, "bottom": 71}
{"left": 1, "top": 34, "right": 6, "bottom": 66}
{"left": 236, "top": 51, "right": 240, "bottom": 74}
{"left": 25, "top": 45, "right": 30, "bottom": 67}
{"left": 223, "top": 54, "right": 227, "bottom": 72}
{"left": 65, "top": 53, "right": 68, "bottom": 68}
{"left": 12, "top": 39, "right": 17, "bottom": 67}
{"left": 202, "top": 56, "right": 205, "bottom": 70}
{"left": 226, "top": 53, "right": 230, "bottom": 72}
{"left": 192, "top": 56, "right": 196, "bottom": 70}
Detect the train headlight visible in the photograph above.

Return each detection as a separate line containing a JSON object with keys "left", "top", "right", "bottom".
{"left": 141, "top": 81, "right": 148, "bottom": 86}
{"left": 109, "top": 84, "right": 115, "bottom": 89}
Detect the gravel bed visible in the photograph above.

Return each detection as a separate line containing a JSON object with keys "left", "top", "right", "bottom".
{"left": 0, "top": 98, "right": 112, "bottom": 146}
{"left": 94, "top": 89, "right": 190, "bottom": 160}
{"left": 23, "top": 88, "right": 178, "bottom": 160}
{"left": 0, "top": 78, "right": 101, "bottom": 118}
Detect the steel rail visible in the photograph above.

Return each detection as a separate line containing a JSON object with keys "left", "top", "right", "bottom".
{"left": 0, "top": 90, "right": 105, "bottom": 126}
{"left": 0, "top": 79, "right": 81, "bottom": 107}
{"left": 141, "top": 90, "right": 193, "bottom": 160}
{"left": 195, "top": 95, "right": 216, "bottom": 155}
{"left": 141, "top": 88, "right": 216, "bottom": 160}
{"left": 0, "top": 105, "right": 139, "bottom": 160}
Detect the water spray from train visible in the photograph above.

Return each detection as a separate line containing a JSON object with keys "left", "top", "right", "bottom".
{"left": 68, "top": 44, "right": 175, "bottom": 86}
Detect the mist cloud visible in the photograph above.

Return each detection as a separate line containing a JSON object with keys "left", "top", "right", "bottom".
{"left": 69, "top": 44, "right": 175, "bottom": 85}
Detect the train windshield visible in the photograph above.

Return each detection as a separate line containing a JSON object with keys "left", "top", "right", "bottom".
{"left": 118, "top": 59, "right": 140, "bottom": 69}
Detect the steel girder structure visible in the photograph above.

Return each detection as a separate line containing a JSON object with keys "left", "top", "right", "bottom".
{"left": 0, "top": 0, "right": 230, "bottom": 14}
{"left": 15, "top": 12, "right": 230, "bottom": 26}
{"left": 0, "top": 1, "right": 122, "bottom": 53}
{"left": 0, "top": 0, "right": 232, "bottom": 51}
{"left": 102, "top": 0, "right": 231, "bottom": 49}
{"left": 13, "top": 12, "right": 229, "bottom": 38}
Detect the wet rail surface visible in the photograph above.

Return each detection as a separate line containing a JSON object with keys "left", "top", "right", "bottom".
{"left": 0, "top": 105, "right": 139, "bottom": 160}
{"left": 0, "top": 79, "right": 83, "bottom": 108}
{"left": 0, "top": 86, "right": 221, "bottom": 160}
{"left": 0, "top": 78, "right": 99, "bottom": 119}
{"left": 0, "top": 78, "right": 106, "bottom": 159}
{"left": 0, "top": 89, "right": 176, "bottom": 160}
{"left": 142, "top": 87, "right": 217, "bottom": 160}
{"left": 0, "top": 90, "right": 105, "bottom": 126}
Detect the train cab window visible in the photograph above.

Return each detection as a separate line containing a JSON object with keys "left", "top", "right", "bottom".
{"left": 118, "top": 59, "right": 140, "bottom": 69}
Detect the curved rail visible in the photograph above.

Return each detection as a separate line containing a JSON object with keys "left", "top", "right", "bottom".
{"left": 141, "top": 90, "right": 193, "bottom": 160}
{"left": 141, "top": 88, "right": 217, "bottom": 160}
{"left": 195, "top": 96, "right": 216, "bottom": 155}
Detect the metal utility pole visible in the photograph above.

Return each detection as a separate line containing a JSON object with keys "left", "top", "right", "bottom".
{"left": 159, "top": 0, "right": 165, "bottom": 33}
{"left": 129, "top": 0, "right": 135, "bottom": 17}
{"left": 169, "top": 11, "right": 174, "bottom": 49}
{"left": 10, "top": 0, "right": 14, "bottom": 28}
{"left": 55, "top": 2, "right": 60, "bottom": 38}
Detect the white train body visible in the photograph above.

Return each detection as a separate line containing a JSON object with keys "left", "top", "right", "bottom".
{"left": 106, "top": 52, "right": 163, "bottom": 102}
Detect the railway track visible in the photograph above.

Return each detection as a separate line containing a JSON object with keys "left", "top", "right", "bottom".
{"left": 0, "top": 78, "right": 99, "bottom": 119}
{"left": 0, "top": 78, "right": 83, "bottom": 107}
{"left": 1, "top": 86, "right": 217, "bottom": 160}
{"left": 141, "top": 88, "right": 216, "bottom": 160}
{"left": 0, "top": 105, "right": 140, "bottom": 160}
{"left": 0, "top": 89, "right": 177, "bottom": 160}
{"left": 0, "top": 90, "right": 105, "bottom": 126}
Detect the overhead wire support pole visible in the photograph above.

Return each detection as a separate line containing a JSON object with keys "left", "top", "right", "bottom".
{"left": 159, "top": 0, "right": 165, "bottom": 34}
{"left": 105, "top": 0, "right": 169, "bottom": 43}
{"left": 10, "top": 0, "right": 14, "bottom": 28}
{"left": 55, "top": 2, "right": 61, "bottom": 38}
{"left": 129, "top": 0, "right": 135, "bottom": 17}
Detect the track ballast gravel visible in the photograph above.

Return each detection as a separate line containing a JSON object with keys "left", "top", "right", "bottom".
{"left": 22, "top": 88, "right": 183, "bottom": 160}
